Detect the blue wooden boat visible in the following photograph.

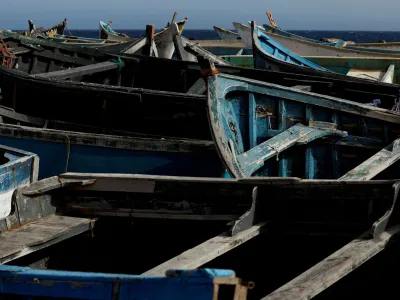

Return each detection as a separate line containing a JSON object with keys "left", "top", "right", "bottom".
{"left": 0, "top": 144, "right": 38, "bottom": 220}
{"left": 237, "top": 22, "right": 400, "bottom": 57}
{"left": 99, "top": 21, "right": 133, "bottom": 42}
{"left": 0, "top": 267, "right": 249, "bottom": 300}
{"left": 205, "top": 68, "right": 400, "bottom": 179}
{"left": 250, "top": 21, "right": 400, "bottom": 85}
{"left": 0, "top": 121, "right": 223, "bottom": 180}
{"left": 263, "top": 21, "right": 400, "bottom": 53}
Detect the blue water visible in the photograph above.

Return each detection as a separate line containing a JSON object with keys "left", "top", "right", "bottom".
{"left": 65, "top": 29, "right": 400, "bottom": 43}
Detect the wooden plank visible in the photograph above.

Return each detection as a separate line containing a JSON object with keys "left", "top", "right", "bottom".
{"left": 187, "top": 78, "right": 206, "bottom": 94}
{"left": 262, "top": 226, "right": 400, "bottom": 300}
{"left": 67, "top": 205, "right": 239, "bottom": 220}
{"left": 381, "top": 64, "right": 395, "bottom": 83}
{"left": 123, "top": 38, "right": 147, "bottom": 54}
{"left": 142, "top": 222, "right": 268, "bottom": 276}
{"left": 34, "top": 61, "right": 121, "bottom": 79}
{"left": 339, "top": 138, "right": 400, "bottom": 180}
{"left": 237, "top": 123, "right": 347, "bottom": 176}
{"left": 0, "top": 215, "right": 95, "bottom": 264}
{"left": 174, "top": 34, "right": 190, "bottom": 61}
{"left": 191, "top": 39, "right": 247, "bottom": 49}
{"left": 9, "top": 47, "right": 31, "bottom": 55}
{"left": 292, "top": 85, "right": 312, "bottom": 92}
{"left": 346, "top": 68, "right": 385, "bottom": 81}
{"left": 33, "top": 50, "right": 95, "bottom": 66}
{"left": 0, "top": 106, "right": 46, "bottom": 126}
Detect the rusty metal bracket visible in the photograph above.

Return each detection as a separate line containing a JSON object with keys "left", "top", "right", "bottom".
{"left": 372, "top": 181, "right": 400, "bottom": 238}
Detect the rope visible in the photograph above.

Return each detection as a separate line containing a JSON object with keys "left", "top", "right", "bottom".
{"left": 200, "top": 66, "right": 219, "bottom": 78}
{"left": 65, "top": 135, "right": 71, "bottom": 172}
{"left": 0, "top": 34, "right": 13, "bottom": 68}
{"left": 65, "top": 25, "right": 73, "bottom": 37}
{"left": 111, "top": 57, "right": 123, "bottom": 72}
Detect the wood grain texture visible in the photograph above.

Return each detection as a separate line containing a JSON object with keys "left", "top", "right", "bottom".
{"left": 262, "top": 226, "right": 400, "bottom": 300}
{"left": 142, "top": 222, "right": 268, "bottom": 276}
{"left": 0, "top": 215, "right": 95, "bottom": 263}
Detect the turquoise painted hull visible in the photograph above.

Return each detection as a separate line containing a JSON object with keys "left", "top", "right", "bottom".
{"left": 0, "top": 125, "right": 223, "bottom": 180}
{"left": 206, "top": 73, "right": 400, "bottom": 179}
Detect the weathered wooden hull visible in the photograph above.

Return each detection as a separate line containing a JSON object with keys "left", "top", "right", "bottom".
{"left": 251, "top": 22, "right": 400, "bottom": 88}
{"left": 154, "top": 22, "right": 178, "bottom": 59}
{"left": 34, "top": 172, "right": 400, "bottom": 237}
{"left": 206, "top": 72, "right": 400, "bottom": 179}
{"left": 1, "top": 30, "right": 148, "bottom": 54}
{"left": 236, "top": 22, "right": 400, "bottom": 58}
{"left": 221, "top": 54, "right": 400, "bottom": 83}
{"left": 213, "top": 26, "right": 241, "bottom": 40}
{"left": 0, "top": 123, "right": 222, "bottom": 180}
{"left": 263, "top": 23, "right": 400, "bottom": 53}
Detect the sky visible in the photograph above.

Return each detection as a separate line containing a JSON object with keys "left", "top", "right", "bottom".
{"left": 1, "top": 0, "right": 400, "bottom": 30}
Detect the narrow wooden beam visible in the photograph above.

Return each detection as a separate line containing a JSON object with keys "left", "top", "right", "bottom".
{"left": 187, "top": 78, "right": 206, "bottom": 94}
{"left": 191, "top": 39, "right": 247, "bottom": 49}
{"left": 381, "top": 64, "right": 395, "bottom": 83}
{"left": 339, "top": 138, "right": 400, "bottom": 180}
{"left": 0, "top": 106, "right": 46, "bottom": 126}
{"left": 262, "top": 226, "right": 400, "bottom": 300}
{"left": 173, "top": 34, "right": 190, "bottom": 61}
{"left": 34, "top": 61, "right": 122, "bottom": 80}
{"left": 292, "top": 85, "right": 312, "bottom": 92}
{"left": 145, "top": 24, "right": 158, "bottom": 57}
{"left": 142, "top": 222, "right": 268, "bottom": 276}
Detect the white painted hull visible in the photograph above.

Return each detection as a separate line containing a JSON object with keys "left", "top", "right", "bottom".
{"left": 234, "top": 22, "right": 400, "bottom": 58}
{"left": 213, "top": 26, "right": 240, "bottom": 40}
{"left": 154, "top": 23, "right": 178, "bottom": 59}
{"left": 353, "top": 43, "right": 400, "bottom": 51}
{"left": 232, "top": 22, "right": 253, "bottom": 48}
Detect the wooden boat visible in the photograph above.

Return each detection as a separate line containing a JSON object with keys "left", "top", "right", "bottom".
{"left": 0, "top": 120, "right": 222, "bottom": 179}
{"left": 205, "top": 70, "right": 400, "bottom": 179}
{"left": 23, "top": 18, "right": 67, "bottom": 38}
{"left": 0, "top": 146, "right": 249, "bottom": 298}
{"left": 0, "top": 145, "right": 97, "bottom": 266}
{"left": 221, "top": 54, "right": 400, "bottom": 83}
{"left": 99, "top": 19, "right": 186, "bottom": 59}
{"left": 99, "top": 21, "right": 133, "bottom": 42}
{"left": 2, "top": 30, "right": 400, "bottom": 98}
{"left": 2, "top": 34, "right": 400, "bottom": 140}
{"left": 0, "top": 266, "right": 248, "bottom": 299}
{"left": 235, "top": 22, "right": 400, "bottom": 58}
{"left": 264, "top": 12, "right": 400, "bottom": 52}
{"left": 0, "top": 144, "right": 37, "bottom": 220}
{"left": 262, "top": 23, "right": 400, "bottom": 55}
{"left": 0, "top": 62, "right": 210, "bottom": 139}
{"left": 1, "top": 27, "right": 149, "bottom": 54}
{"left": 250, "top": 21, "right": 400, "bottom": 86}
{"left": 213, "top": 26, "right": 241, "bottom": 40}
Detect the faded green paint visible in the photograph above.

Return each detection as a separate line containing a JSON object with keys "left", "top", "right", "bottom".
{"left": 220, "top": 55, "right": 254, "bottom": 68}
{"left": 305, "top": 56, "right": 400, "bottom": 83}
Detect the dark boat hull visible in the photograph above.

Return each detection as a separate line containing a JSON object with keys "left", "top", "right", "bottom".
{"left": 0, "top": 69, "right": 210, "bottom": 139}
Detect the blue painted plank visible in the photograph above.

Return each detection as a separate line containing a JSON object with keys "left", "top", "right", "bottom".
{"left": 0, "top": 265, "right": 237, "bottom": 300}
